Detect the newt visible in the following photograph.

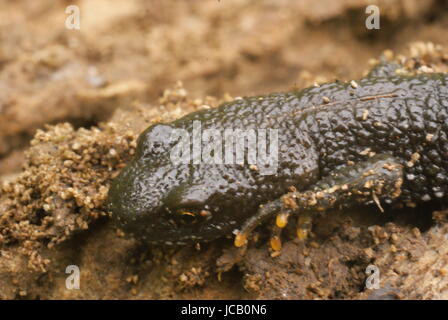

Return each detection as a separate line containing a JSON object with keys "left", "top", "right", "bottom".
{"left": 107, "top": 62, "right": 448, "bottom": 251}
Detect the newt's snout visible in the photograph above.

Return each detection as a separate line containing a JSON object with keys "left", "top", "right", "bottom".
{"left": 107, "top": 122, "right": 226, "bottom": 244}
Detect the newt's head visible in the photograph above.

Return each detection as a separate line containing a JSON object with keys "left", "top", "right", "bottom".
{"left": 107, "top": 123, "right": 241, "bottom": 245}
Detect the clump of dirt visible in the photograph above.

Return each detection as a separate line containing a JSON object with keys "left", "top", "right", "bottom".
{"left": 235, "top": 214, "right": 448, "bottom": 299}
{"left": 1, "top": 0, "right": 448, "bottom": 299}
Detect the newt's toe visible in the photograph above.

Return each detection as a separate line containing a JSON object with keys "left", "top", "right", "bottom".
{"left": 234, "top": 232, "right": 248, "bottom": 247}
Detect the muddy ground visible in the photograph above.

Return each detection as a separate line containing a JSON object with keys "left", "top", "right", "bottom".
{"left": 1, "top": 0, "right": 448, "bottom": 299}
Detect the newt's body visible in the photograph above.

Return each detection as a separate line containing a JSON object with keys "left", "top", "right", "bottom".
{"left": 107, "top": 63, "right": 448, "bottom": 248}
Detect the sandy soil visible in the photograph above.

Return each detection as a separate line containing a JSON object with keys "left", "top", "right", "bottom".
{"left": 1, "top": 0, "right": 448, "bottom": 299}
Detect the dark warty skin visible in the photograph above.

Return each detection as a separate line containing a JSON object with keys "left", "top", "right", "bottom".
{"left": 107, "top": 62, "right": 448, "bottom": 250}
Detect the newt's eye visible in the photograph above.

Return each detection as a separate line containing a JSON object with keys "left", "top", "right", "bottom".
{"left": 175, "top": 209, "right": 200, "bottom": 224}
{"left": 178, "top": 209, "right": 196, "bottom": 217}
{"left": 175, "top": 208, "right": 212, "bottom": 224}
